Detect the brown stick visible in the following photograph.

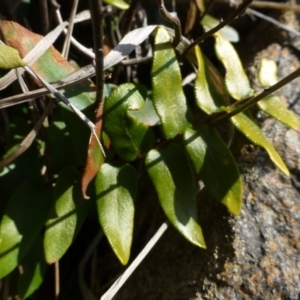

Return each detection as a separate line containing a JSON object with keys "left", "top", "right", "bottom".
{"left": 157, "top": 0, "right": 182, "bottom": 47}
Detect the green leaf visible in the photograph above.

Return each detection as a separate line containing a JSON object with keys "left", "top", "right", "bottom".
{"left": 184, "top": 126, "right": 242, "bottom": 215}
{"left": 0, "top": 44, "right": 26, "bottom": 69}
{"left": 17, "top": 236, "right": 46, "bottom": 300}
{"left": 44, "top": 167, "right": 92, "bottom": 263}
{"left": 194, "top": 46, "right": 224, "bottom": 114}
{"left": 185, "top": 43, "right": 230, "bottom": 112}
{"left": 258, "top": 95, "right": 300, "bottom": 131}
{"left": 95, "top": 163, "right": 137, "bottom": 265}
{"left": 231, "top": 112, "right": 289, "bottom": 176}
{"left": 104, "top": 83, "right": 155, "bottom": 161}
{"left": 257, "top": 58, "right": 300, "bottom": 131}
{"left": 214, "top": 33, "right": 253, "bottom": 100}
{"left": 145, "top": 144, "right": 206, "bottom": 248}
{"left": 129, "top": 99, "right": 160, "bottom": 126}
{"left": 103, "top": 0, "right": 130, "bottom": 10}
{"left": 152, "top": 26, "right": 192, "bottom": 138}
{"left": 201, "top": 14, "right": 239, "bottom": 42}
{"left": 0, "top": 182, "right": 51, "bottom": 278}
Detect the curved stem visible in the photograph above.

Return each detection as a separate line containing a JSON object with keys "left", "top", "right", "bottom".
{"left": 157, "top": 0, "right": 182, "bottom": 47}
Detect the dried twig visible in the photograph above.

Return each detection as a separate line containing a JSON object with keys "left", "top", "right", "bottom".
{"left": 0, "top": 101, "right": 53, "bottom": 170}
{"left": 246, "top": 8, "right": 300, "bottom": 37}
{"left": 55, "top": 9, "right": 95, "bottom": 59}
{"left": 62, "top": 0, "right": 79, "bottom": 58}
{"left": 250, "top": 1, "right": 300, "bottom": 12}
{"left": 101, "top": 222, "right": 169, "bottom": 300}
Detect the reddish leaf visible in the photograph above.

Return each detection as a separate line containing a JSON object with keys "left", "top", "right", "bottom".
{"left": 82, "top": 103, "right": 105, "bottom": 199}
{"left": 1, "top": 21, "right": 73, "bottom": 75}
{"left": 0, "top": 21, "right": 95, "bottom": 111}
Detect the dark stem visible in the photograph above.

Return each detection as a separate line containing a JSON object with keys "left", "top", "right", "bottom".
{"left": 37, "top": 0, "right": 50, "bottom": 34}
{"left": 88, "top": 0, "right": 104, "bottom": 110}
{"left": 182, "top": 0, "right": 253, "bottom": 57}
{"left": 123, "top": 0, "right": 139, "bottom": 34}
{"left": 210, "top": 66, "right": 300, "bottom": 124}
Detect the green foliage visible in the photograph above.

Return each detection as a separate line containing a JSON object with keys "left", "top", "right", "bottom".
{"left": 194, "top": 45, "right": 224, "bottom": 113}
{"left": 201, "top": 14, "right": 239, "bottom": 42}
{"left": 231, "top": 113, "right": 289, "bottom": 175}
{"left": 146, "top": 144, "right": 206, "bottom": 248}
{"left": 44, "top": 167, "right": 91, "bottom": 263}
{"left": 0, "top": 182, "right": 51, "bottom": 278}
{"left": 184, "top": 126, "right": 242, "bottom": 216}
{"left": 103, "top": 83, "right": 155, "bottom": 161}
{"left": 214, "top": 32, "right": 253, "bottom": 100}
{"left": 0, "top": 44, "right": 26, "bottom": 69}
{"left": 95, "top": 163, "right": 137, "bottom": 265}
{"left": 0, "top": 7, "right": 298, "bottom": 298}
{"left": 103, "top": 0, "right": 129, "bottom": 10}
{"left": 152, "top": 26, "right": 192, "bottom": 138}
